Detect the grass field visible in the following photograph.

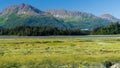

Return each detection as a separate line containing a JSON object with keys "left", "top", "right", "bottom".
{"left": 0, "top": 38, "right": 120, "bottom": 68}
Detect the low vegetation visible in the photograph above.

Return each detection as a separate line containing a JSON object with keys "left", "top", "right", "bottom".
{"left": 0, "top": 38, "right": 120, "bottom": 68}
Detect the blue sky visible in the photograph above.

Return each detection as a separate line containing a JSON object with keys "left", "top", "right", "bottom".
{"left": 0, "top": 0, "right": 120, "bottom": 18}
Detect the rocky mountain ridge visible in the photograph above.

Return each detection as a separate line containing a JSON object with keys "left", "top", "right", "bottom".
{"left": 0, "top": 3, "right": 119, "bottom": 30}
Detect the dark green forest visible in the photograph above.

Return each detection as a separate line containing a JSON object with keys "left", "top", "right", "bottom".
{"left": 0, "top": 22, "right": 120, "bottom": 36}
{"left": 91, "top": 22, "right": 120, "bottom": 35}
{"left": 0, "top": 26, "right": 90, "bottom": 36}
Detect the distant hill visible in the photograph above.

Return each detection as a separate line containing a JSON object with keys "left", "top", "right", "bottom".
{"left": 0, "top": 3, "right": 119, "bottom": 30}
{"left": 100, "top": 14, "right": 120, "bottom": 22}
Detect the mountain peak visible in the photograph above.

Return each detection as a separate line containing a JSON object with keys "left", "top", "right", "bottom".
{"left": 100, "top": 14, "right": 114, "bottom": 18}
{"left": 20, "top": 3, "right": 26, "bottom": 6}
{"left": 1, "top": 3, "right": 44, "bottom": 16}
{"left": 100, "top": 14, "right": 120, "bottom": 22}
{"left": 45, "top": 9, "right": 97, "bottom": 19}
{"left": 45, "top": 9, "right": 68, "bottom": 18}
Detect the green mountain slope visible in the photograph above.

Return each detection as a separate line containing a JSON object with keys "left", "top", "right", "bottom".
{"left": 0, "top": 4, "right": 119, "bottom": 30}
{"left": 0, "top": 13, "right": 66, "bottom": 29}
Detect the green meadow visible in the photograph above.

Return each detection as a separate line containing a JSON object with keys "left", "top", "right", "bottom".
{"left": 0, "top": 38, "right": 120, "bottom": 68}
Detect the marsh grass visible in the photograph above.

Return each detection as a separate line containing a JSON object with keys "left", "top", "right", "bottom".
{"left": 0, "top": 38, "right": 120, "bottom": 68}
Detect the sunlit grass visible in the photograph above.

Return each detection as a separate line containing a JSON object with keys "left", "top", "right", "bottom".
{"left": 0, "top": 38, "right": 120, "bottom": 68}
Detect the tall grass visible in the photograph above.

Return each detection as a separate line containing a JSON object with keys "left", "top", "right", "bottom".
{"left": 0, "top": 38, "right": 120, "bottom": 68}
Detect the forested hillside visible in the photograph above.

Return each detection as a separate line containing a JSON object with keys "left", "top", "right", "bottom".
{"left": 91, "top": 22, "right": 120, "bottom": 35}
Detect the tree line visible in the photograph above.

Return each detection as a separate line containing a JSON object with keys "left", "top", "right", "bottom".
{"left": 91, "top": 22, "right": 120, "bottom": 35}
{"left": 1, "top": 22, "right": 120, "bottom": 36}
{"left": 0, "top": 26, "right": 90, "bottom": 36}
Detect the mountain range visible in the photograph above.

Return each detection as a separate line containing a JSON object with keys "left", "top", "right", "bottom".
{"left": 0, "top": 3, "right": 119, "bottom": 30}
